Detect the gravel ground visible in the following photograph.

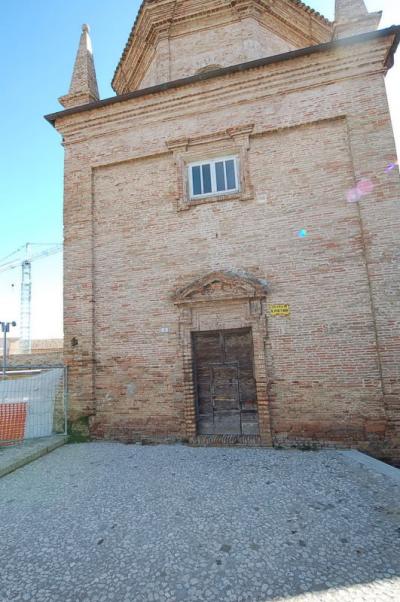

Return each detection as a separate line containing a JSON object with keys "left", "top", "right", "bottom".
{"left": 0, "top": 443, "right": 399, "bottom": 602}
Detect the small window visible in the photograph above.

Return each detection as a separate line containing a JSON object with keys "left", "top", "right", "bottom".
{"left": 188, "top": 157, "right": 240, "bottom": 200}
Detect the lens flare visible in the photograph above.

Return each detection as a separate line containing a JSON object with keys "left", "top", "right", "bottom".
{"left": 346, "top": 178, "right": 375, "bottom": 203}
{"left": 346, "top": 188, "right": 361, "bottom": 203}
{"left": 357, "top": 178, "right": 374, "bottom": 195}
{"left": 385, "top": 161, "right": 398, "bottom": 174}
{"left": 296, "top": 229, "right": 308, "bottom": 238}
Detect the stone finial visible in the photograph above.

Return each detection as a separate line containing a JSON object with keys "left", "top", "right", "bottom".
{"left": 334, "top": 0, "right": 381, "bottom": 39}
{"left": 59, "top": 24, "right": 100, "bottom": 109}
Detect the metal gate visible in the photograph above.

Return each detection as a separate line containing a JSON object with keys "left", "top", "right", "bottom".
{"left": 192, "top": 328, "right": 259, "bottom": 435}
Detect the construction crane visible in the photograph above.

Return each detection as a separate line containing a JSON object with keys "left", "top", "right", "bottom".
{"left": 0, "top": 243, "right": 62, "bottom": 354}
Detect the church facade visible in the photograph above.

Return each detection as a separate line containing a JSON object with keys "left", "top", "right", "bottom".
{"left": 46, "top": 0, "right": 400, "bottom": 461}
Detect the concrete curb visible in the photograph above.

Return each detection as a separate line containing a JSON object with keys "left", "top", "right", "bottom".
{"left": 0, "top": 436, "right": 67, "bottom": 479}
{"left": 339, "top": 450, "right": 400, "bottom": 484}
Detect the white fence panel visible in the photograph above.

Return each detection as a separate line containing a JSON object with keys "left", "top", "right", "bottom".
{"left": 0, "top": 368, "right": 65, "bottom": 442}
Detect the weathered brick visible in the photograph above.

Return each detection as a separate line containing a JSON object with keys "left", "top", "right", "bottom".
{"left": 47, "top": 0, "right": 400, "bottom": 462}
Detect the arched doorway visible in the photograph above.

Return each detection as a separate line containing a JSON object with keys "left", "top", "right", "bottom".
{"left": 174, "top": 270, "right": 272, "bottom": 445}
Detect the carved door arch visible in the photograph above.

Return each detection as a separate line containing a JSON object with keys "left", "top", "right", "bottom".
{"left": 174, "top": 271, "right": 272, "bottom": 445}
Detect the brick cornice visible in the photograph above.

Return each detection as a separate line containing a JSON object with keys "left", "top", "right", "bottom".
{"left": 112, "top": 0, "right": 332, "bottom": 94}
{"left": 46, "top": 27, "right": 399, "bottom": 139}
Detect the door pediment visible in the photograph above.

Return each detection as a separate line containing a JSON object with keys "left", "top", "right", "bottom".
{"left": 174, "top": 271, "right": 268, "bottom": 305}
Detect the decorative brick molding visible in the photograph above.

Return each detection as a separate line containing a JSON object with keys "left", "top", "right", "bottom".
{"left": 174, "top": 270, "right": 269, "bottom": 303}
{"left": 174, "top": 271, "right": 272, "bottom": 445}
{"left": 167, "top": 124, "right": 255, "bottom": 211}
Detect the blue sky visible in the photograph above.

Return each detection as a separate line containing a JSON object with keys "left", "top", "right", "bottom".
{"left": 0, "top": 0, "right": 398, "bottom": 339}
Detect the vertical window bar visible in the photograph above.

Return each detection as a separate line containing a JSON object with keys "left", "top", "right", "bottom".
{"left": 225, "top": 159, "right": 237, "bottom": 190}
{"left": 211, "top": 160, "right": 217, "bottom": 193}
{"left": 215, "top": 161, "right": 226, "bottom": 192}
{"left": 192, "top": 165, "right": 202, "bottom": 196}
{"left": 202, "top": 163, "right": 212, "bottom": 194}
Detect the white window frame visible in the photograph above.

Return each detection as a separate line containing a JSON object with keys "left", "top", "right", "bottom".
{"left": 188, "top": 156, "right": 240, "bottom": 200}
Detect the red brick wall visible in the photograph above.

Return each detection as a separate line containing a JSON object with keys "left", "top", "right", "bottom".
{"left": 58, "top": 35, "right": 400, "bottom": 460}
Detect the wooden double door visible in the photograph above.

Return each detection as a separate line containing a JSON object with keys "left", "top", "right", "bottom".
{"left": 192, "top": 328, "right": 259, "bottom": 436}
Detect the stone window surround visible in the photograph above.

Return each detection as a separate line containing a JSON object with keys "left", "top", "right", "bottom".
{"left": 173, "top": 270, "right": 273, "bottom": 444}
{"left": 166, "top": 124, "right": 255, "bottom": 211}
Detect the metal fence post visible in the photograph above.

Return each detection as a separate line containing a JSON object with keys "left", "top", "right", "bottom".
{"left": 1, "top": 321, "right": 17, "bottom": 378}
{"left": 63, "top": 366, "right": 69, "bottom": 437}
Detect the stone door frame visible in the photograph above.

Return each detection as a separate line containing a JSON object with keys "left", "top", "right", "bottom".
{"left": 174, "top": 271, "right": 272, "bottom": 445}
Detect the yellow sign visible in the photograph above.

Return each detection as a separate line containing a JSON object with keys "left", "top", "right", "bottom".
{"left": 269, "top": 304, "right": 290, "bottom": 317}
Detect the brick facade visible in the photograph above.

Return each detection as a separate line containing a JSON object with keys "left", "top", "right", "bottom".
{"left": 46, "top": 0, "right": 400, "bottom": 461}
{"left": 112, "top": 0, "right": 331, "bottom": 94}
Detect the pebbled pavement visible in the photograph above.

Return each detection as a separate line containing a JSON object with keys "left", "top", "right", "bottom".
{"left": 0, "top": 443, "right": 399, "bottom": 602}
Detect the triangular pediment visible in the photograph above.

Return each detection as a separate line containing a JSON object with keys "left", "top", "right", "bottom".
{"left": 174, "top": 271, "right": 269, "bottom": 304}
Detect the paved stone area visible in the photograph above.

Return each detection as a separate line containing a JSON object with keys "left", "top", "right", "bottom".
{"left": 0, "top": 443, "right": 399, "bottom": 602}
{"left": 0, "top": 436, "right": 66, "bottom": 478}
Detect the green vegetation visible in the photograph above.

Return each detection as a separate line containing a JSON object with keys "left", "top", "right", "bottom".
{"left": 67, "top": 415, "right": 91, "bottom": 444}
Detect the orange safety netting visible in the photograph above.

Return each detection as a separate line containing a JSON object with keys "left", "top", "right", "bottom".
{"left": 0, "top": 403, "right": 27, "bottom": 446}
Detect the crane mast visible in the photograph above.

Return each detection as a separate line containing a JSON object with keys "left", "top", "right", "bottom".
{"left": 20, "top": 259, "right": 32, "bottom": 354}
{"left": 0, "top": 243, "right": 62, "bottom": 354}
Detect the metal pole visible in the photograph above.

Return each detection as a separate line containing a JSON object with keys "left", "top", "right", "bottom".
{"left": 1, "top": 321, "right": 16, "bottom": 379}
{"left": 2, "top": 324, "right": 6, "bottom": 378}
{"left": 63, "top": 366, "right": 68, "bottom": 436}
